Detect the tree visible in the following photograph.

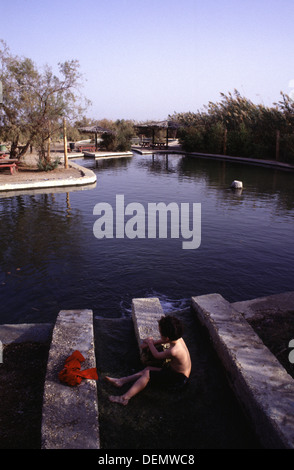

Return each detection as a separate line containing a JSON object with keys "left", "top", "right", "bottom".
{"left": 99, "top": 119, "right": 135, "bottom": 151}
{"left": 0, "top": 40, "right": 90, "bottom": 165}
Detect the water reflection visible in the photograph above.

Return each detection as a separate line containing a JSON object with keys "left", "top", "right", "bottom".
{"left": 0, "top": 192, "right": 84, "bottom": 322}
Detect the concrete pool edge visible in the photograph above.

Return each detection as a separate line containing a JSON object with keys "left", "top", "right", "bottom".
{"left": 191, "top": 292, "right": 294, "bottom": 449}
{"left": 0, "top": 161, "right": 96, "bottom": 192}
{"left": 132, "top": 146, "right": 294, "bottom": 171}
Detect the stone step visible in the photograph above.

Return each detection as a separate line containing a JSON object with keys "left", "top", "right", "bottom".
{"left": 191, "top": 293, "right": 294, "bottom": 449}
{"left": 132, "top": 297, "right": 164, "bottom": 364}
{"left": 41, "top": 309, "right": 100, "bottom": 449}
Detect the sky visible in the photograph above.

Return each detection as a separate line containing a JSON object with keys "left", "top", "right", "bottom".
{"left": 1, "top": 0, "right": 294, "bottom": 122}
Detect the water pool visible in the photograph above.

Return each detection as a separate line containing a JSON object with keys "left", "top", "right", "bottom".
{"left": 0, "top": 152, "right": 293, "bottom": 324}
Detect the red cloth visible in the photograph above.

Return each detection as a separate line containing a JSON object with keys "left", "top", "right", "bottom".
{"left": 58, "top": 350, "right": 98, "bottom": 386}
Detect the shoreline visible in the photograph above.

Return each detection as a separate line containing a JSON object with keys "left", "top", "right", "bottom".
{"left": 1, "top": 146, "right": 293, "bottom": 194}
{"left": 132, "top": 146, "right": 294, "bottom": 171}
{"left": 0, "top": 160, "right": 96, "bottom": 193}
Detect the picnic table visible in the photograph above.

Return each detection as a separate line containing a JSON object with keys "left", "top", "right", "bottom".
{"left": 150, "top": 142, "right": 166, "bottom": 149}
{"left": 139, "top": 141, "right": 150, "bottom": 148}
{"left": 76, "top": 145, "right": 97, "bottom": 153}
{"left": 0, "top": 158, "right": 19, "bottom": 175}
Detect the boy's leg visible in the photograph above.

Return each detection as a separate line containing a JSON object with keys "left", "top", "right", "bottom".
{"left": 108, "top": 366, "right": 161, "bottom": 405}
{"left": 105, "top": 371, "right": 143, "bottom": 388}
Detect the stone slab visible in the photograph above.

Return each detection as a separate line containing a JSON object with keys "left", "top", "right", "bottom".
{"left": 232, "top": 291, "right": 294, "bottom": 321}
{"left": 132, "top": 297, "right": 164, "bottom": 364}
{"left": 0, "top": 323, "right": 53, "bottom": 344}
{"left": 191, "top": 293, "right": 294, "bottom": 449}
{"left": 83, "top": 151, "right": 133, "bottom": 159}
{"left": 41, "top": 309, "right": 100, "bottom": 449}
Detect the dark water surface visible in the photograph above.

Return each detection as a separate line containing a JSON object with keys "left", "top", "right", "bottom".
{"left": 0, "top": 152, "right": 293, "bottom": 324}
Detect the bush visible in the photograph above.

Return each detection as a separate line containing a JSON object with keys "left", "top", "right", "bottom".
{"left": 204, "top": 122, "right": 225, "bottom": 154}
{"left": 100, "top": 120, "right": 134, "bottom": 151}
{"left": 226, "top": 123, "right": 254, "bottom": 158}
{"left": 178, "top": 126, "right": 205, "bottom": 152}
{"left": 37, "top": 157, "right": 61, "bottom": 171}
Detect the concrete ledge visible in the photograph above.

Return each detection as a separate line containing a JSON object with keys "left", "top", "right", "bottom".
{"left": 41, "top": 309, "right": 100, "bottom": 449}
{"left": 132, "top": 147, "right": 294, "bottom": 171}
{"left": 0, "top": 161, "right": 96, "bottom": 192}
{"left": 83, "top": 151, "right": 133, "bottom": 159}
{"left": 232, "top": 291, "right": 294, "bottom": 321}
{"left": 191, "top": 293, "right": 294, "bottom": 449}
{"left": 0, "top": 323, "right": 53, "bottom": 344}
{"left": 132, "top": 297, "right": 164, "bottom": 364}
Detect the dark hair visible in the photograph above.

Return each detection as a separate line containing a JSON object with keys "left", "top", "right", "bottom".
{"left": 158, "top": 315, "right": 183, "bottom": 341}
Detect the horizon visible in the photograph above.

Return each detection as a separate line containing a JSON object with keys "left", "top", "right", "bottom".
{"left": 1, "top": 0, "right": 294, "bottom": 122}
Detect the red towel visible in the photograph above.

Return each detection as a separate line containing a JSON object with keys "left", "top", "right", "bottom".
{"left": 58, "top": 350, "right": 98, "bottom": 386}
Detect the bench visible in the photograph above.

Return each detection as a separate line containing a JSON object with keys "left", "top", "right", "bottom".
{"left": 0, "top": 162, "right": 17, "bottom": 174}
{"left": 77, "top": 145, "right": 97, "bottom": 153}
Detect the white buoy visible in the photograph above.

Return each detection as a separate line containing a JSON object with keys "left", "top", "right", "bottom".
{"left": 231, "top": 180, "right": 243, "bottom": 189}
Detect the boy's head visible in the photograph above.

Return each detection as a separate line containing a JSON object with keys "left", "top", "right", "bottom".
{"left": 158, "top": 315, "right": 183, "bottom": 341}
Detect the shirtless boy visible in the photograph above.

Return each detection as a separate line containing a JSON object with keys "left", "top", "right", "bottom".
{"left": 105, "top": 315, "right": 191, "bottom": 406}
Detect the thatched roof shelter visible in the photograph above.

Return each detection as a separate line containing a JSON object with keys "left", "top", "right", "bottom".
{"left": 134, "top": 120, "right": 180, "bottom": 147}
{"left": 78, "top": 125, "right": 114, "bottom": 150}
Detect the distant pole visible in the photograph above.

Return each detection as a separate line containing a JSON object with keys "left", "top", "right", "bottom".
{"left": 47, "top": 121, "right": 51, "bottom": 162}
{"left": 275, "top": 129, "right": 280, "bottom": 161}
{"left": 223, "top": 128, "right": 227, "bottom": 155}
{"left": 63, "top": 118, "right": 68, "bottom": 169}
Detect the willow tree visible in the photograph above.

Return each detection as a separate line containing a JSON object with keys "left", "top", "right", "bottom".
{"left": 0, "top": 40, "right": 90, "bottom": 165}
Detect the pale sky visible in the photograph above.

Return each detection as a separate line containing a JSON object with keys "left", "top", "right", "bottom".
{"left": 1, "top": 0, "right": 294, "bottom": 121}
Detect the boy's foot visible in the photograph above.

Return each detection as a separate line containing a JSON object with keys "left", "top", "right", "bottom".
{"left": 109, "top": 395, "right": 129, "bottom": 406}
{"left": 105, "top": 376, "right": 125, "bottom": 387}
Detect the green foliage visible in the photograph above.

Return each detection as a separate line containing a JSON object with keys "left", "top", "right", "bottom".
{"left": 204, "top": 122, "right": 226, "bottom": 154}
{"left": 171, "top": 89, "right": 294, "bottom": 163}
{"left": 178, "top": 126, "right": 205, "bottom": 152}
{"left": 0, "top": 40, "right": 89, "bottom": 165}
{"left": 37, "top": 156, "right": 61, "bottom": 172}
{"left": 100, "top": 119, "right": 135, "bottom": 151}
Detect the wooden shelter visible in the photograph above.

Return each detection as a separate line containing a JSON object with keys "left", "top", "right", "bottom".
{"left": 78, "top": 125, "right": 114, "bottom": 151}
{"left": 134, "top": 120, "right": 180, "bottom": 148}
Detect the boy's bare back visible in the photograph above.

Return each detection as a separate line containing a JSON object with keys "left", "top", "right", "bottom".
{"left": 168, "top": 337, "right": 191, "bottom": 378}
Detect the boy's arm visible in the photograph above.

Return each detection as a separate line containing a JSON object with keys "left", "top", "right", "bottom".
{"left": 146, "top": 338, "right": 172, "bottom": 360}
{"left": 140, "top": 337, "right": 165, "bottom": 349}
